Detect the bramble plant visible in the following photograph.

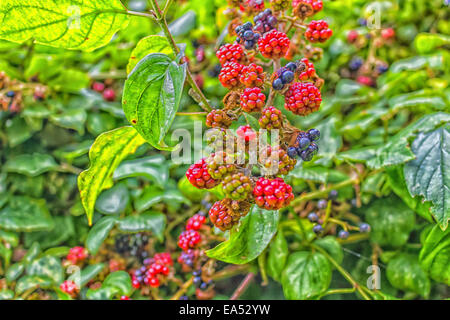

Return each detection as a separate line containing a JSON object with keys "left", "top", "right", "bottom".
{"left": 0, "top": 0, "right": 449, "bottom": 301}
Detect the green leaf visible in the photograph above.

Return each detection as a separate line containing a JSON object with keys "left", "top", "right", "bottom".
{"left": 289, "top": 166, "right": 349, "bottom": 184}
{"left": 85, "top": 216, "right": 118, "bottom": 255}
{"left": 50, "top": 109, "right": 87, "bottom": 135}
{"left": 134, "top": 188, "right": 190, "bottom": 212}
{"left": 315, "top": 117, "right": 342, "bottom": 166}
{"left": 102, "top": 271, "right": 132, "bottom": 296}
{"left": 206, "top": 206, "right": 279, "bottom": 264}
{"left": 117, "top": 212, "right": 166, "bottom": 241}
{"left": 0, "top": 0, "right": 129, "bottom": 51}
{"left": 23, "top": 242, "right": 42, "bottom": 264}
{"left": 24, "top": 216, "right": 75, "bottom": 249}
{"left": 78, "top": 126, "right": 146, "bottom": 225}
{"left": 414, "top": 33, "right": 450, "bottom": 54}
{"left": 267, "top": 230, "right": 288, "bottom": 282}
{"left": 86, "top": 286, "right": 119, "bottom": 300}
{"left": 281, "top": 251, "right": 331, "bottom": 300}
{"left": 69, "top": 263, "right": 105, "bottom": 288}
{"left": 4, "top": 153, "right": 58, "bottom": 177}
{"left": 364, "top": 195, "right": 415, "bottom": 247}
{"left": 419, "top": 225, "right": 450, "bottom": 285}
{"left": 404, "top": 124, "right": 450, "bottom": 230}
{"left": 0, "top": 230, "right": 19, "bottom": 247}
{"left": 0, "top": 197, "right": 54, "bottom": 232}
{"left": 26, "top": 256, "right": 64, "bottom": 284}
{"left": 95, "top": 183, "right": 130, "bottom": 215}
{"left": 313, "top": 236, "right": 343, "bottom": 264}
{"left": 127, "top": 35, "right": 174, "bottom": 74}
{"left": 386, "top": 253, "right": 430, "bottom": 298}
{"left": 15, "top": 275, "right": 53, "bottom": 295}
{"left": 6, "top": 263, "right": 24, "bottom": 283}
{"left": 386, "top": 166, "right": 433, "bottom": 223}
{"left": 0, "top": 290, "right": 14, "bottom": 300}
{"left": 122, "top": 53, "right": 187, "bottom": 150}
{"left": 114, "top": 155, "right": 169, "bottom": 188}
{"left": 5, "top": 117, "right": 33, "bottom": 147}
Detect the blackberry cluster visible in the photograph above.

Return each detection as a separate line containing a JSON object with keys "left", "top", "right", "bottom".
{"left": 253, "top": 177, "right": 294, "bottom": 210}
{"left": 193, "top": 269, "right": 214, "bottom": 292}
{"left": 253, "top": 9, "right": 277, "bottom": 34}
{"left": 186, "top": 214, "right": 207, "bottom": 231}
{"left": 240, "top": 87, "right": 266, "bottom": 112}
{"left": 292, "top": 0, "right": 323, "bottom": 18}
{"left": 186, "top": 158, "right": 220, "bottom": 189}
{"left": 270, "top": 0, "right": 290, "bottom": 12}
{"left": 260, "top": 146, "right": 297, "bottom": 176}
{"left": 206, "top": 128, "right": 236, "bottom": 153}
{"left": 216, "top": 44, "right": 245, "bottom": 65}
{"left": 284, "top": 82, "right": 322, "bottom": 116}
{"left": 132, "top": 252, "right": 173, "bottom": 289}
{"left": 287, "top": 129, "right": 320, "bottom": 162}
{"left": 222, "top": 172, "right": 253, "bottom": 200}
{"left": 240, "top": 63, "right": 265, "bottom": 88}
{"left": 178, "top": 249, "right": 198, "bottom": 268}
{"left": 178, "top": 230, "right": 202, "bottom": 251}
{"left": 206, "top": 151, "right": 236, "bottom": 180}
{"left": 219, "top": 62, "right": 244, "bottom": 89}
{"left": 236, "top": 124, "right": 257, "bottom": 142}
{"left": 209, "top": 199, "right": 251, "bottom": 231}
{"left": 245, "top": 0, "right": 265, "bottom": 12}
{"left": 259, "top": 106, "right": 283, "bottom": 130}
{"left": 305, "top": 20, "right": 333, "bottom": 43}
{"left": 349, "top": 57, "right": 363, "bottom": 71}
{"left": 272, "top": 62, "right": 297, "bottom": 90}
{"left": 115, "top": 233, "right": 149, "bottom": 261}
{"left": 60, "top": 280, "right": 78, "bottom": 297}
{"left": 298, "top": 58, "right": 316, "bottom": 81}
{"left": 66, "top": 246, "right": 88, "bottom": 265}
{"left": 205, "top": 109, "right": 233, "bottom": 128}
{"left": 235, "top": 22, "right": 260, "bottom": 50}
{"left": 258, "top": 30, "right": 290, "bottom": 59}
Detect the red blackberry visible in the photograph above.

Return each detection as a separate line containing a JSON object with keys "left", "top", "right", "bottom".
{"left": 66, "top": 246, "right": 88, "bottom": 264}
{"left": 298, "top": 58, "right": 316, "bottom": 81}
{"left": 236, "top": 125, "right": 257, "bottom": 142}
{"left": 186, "top": 214, "right": 207, "bottom": 231}
{"left": 92, "top": 82, "right": 105, "bottom": 92}
{"left": 259, "top": 106, "right": 283, "bottom": 130}
{"left": 206, "top": 152, "right": 236, "bottom": 180}
{"left": 347, "top": 30, "right": 359, "bottom": 43}
{"left": 219, "top": 62, "right": 244, "bottom": 89}
{"left": 178, "top": 230, "right": 202, "bottom": 251}
{"left": 154, "top": 252, "right": 173, "bottom": 266}
{"left": 216, "top": 44, "right": 245, "bottom": 65}
{"left": 259, "top": 146, "right": 297, "bottom": 176}
{"left": 120, "top": 296, "right": 131, "bottom": 300}
{"left": 284, "top": 82, "right": 322, "bottom": 116}
{"left": 209, "top": 199, "right": 251, "bottom": 231}
{"left": 103, "top": 88, "right": 116, "bottom": 101}
{"left": 186, "top": 158, "right": 220, "bottom": 189}
{"left": 60, "top": 280, "right": 78, "bottom": 297}
{"left": 292, "top": 0, "right": 323, "bottom": 15}
{"left": 206, "top": 109, "right": 233, "bottom": 128}
{"left": 381, "top": 28, "right": 395, "bottom": 40}
{"left": 246, "top": 0, "right": 265, "bottom": 12}
{"left": 240, "top": 87, "right": 266, "bottom": 112}
{"left": 239, "top": 63, "right": 265, "bottom": 88}
{"left": 253, "top": 177, "right": 294, "bottom": 210}
{"left": 258, "top": 30, "right": 290, "bottom": 59}
{"left": 305, "top": 20, "right": 333, "bottom": 43}
{"left": 222, "top": 172, "right": 253, "bottom": 200}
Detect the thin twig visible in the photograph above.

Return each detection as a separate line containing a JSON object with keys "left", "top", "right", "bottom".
{"left": 230, "top": 273, "right": 255, "bottom": 300}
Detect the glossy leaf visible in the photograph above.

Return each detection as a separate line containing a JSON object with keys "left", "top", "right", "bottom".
{"left": 267, "top": 230, "right": 288, "bottom": 282}
{"left": 26, "top": 256, "right": 64, "bottom": 284}
{"left": 0, "top": 0, "right": 129, "bottom": 51}
{"left": 281, "top": 251, "right": 331, "bottom": 300}
{"left": 70, "top": 263, "right": 105, "bottom": 288}
{"left": 85, "top": 216, "right": 118, "bottom": 255}
{"left": 122, "top": 53, "right": 187, "bottom": 150}
{"left": 4, "top": 153, "right": 58, "bottom": 177}
{"left": 117, "top": 212, "right": 166, "bottom": 241}
{"left": 95, "top": 183, "right": 130, "bottom": 215}
{"left": 15, "top": 275, "right": 53, "bottom": 295}
{"left": 78, "top": 126, "right": 146, "bottom": 225}
{"left": 205, "top": 206, "right": 279, "bottom": 264}
{"left": 404, "top": 124, "right": 450, "bottom": 230}
{"left": 419, "top": 225, "right": 450, "bottom": 285}
{"left": 364, "top": 195, "right": 415, "bottom": 247}
{"left": 134, "top": 188, "right": 190, "bottom": 212}
{"left": 314, "top": 236, "right": 343, "bottom": 264}
{"left": 114, "top": 155, "right": 169, "bottom": 188}
{"left": 127, "top": 35, "right": 174, "bottom": 74}
{"left": 386, "top": 254, "right": 430, "bottom": 298}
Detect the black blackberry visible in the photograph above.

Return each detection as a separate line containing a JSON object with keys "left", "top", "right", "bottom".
{"left": 236, "top": 22, "right": 260, "bottom": 50}
{"left": 253, "top": 9, "right": 277, "bottom": 34}
{"left": 114, "top": 233, "right": 149, "bottom": 261}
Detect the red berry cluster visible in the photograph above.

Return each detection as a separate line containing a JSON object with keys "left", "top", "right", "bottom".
{"left": 292, "top": 0, "right": 323, "bottom": 13}
{"left": 236, "top": 124, "right": 257, "bottom": 142}
{"left": 132, "top": 252, "right": 173, "bottom": 289}
{"left": 92, "top": 81, "right": 116, "bottom": 101}
{"left": 186, "top": 158, "right": 220, "bottom": 189}
{"left": 305, "top": 20, "right": 333, "bottom": 43}
{"left": 298, "top": 58, "right": 316, "bottom": 81}
{"left": 206, "top": 109, "right": 233, "bottom": 128}
{"left": 186, "top": 214, "right": 207, "bottom": 231}
{"left": 60, "top": 280, "right": 79, "bottom": 297}
{"left": 216, "top": 44, "right": 245, "bottom": 65}
{"left": 219, "top": 62, "right": 244, "bottom": 89}
{"left": 258, "top": 30, "right": 290, "bottom": 59}
{"left": 240, "top": 87, "right": 266, "bottom": 112}
{"left": 66, "top": 246, "right": 88, "bottom": 265}
{"left": 178, "top": 230, "right": 202, "bottom": 251}
{"left": 209, "top": 199, "right": 251, "bottom": 231}
{"left": 284, "top": 82, "right": 322, "bottom": 116}
{"left": 253, "top": 177, "right": 294, "bottom": 210}
{"left": 240, "top": 63, "right": 265, "bottom": 88}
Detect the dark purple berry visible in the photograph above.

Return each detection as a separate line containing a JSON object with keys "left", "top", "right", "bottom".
{"left": 297, "top": 137, "right": 311, "bottom": 150}
{"left": 338, "top": 230, "right": 349, "bottom": 239}
{"left": 287, "top": 147, "right": 298, "bottom": 158}
{"left": 328, "top": 190, "right": 338, "bottom": 200}
{"left": 285, "top": 62, "right": 297, "bottom": 72}
{"left": 359, "top": 223, "right": 371, "bottom": 233}
{"left": 317, "top": 199, "right": 328, "bottom": 209}
{"left": 307, "top": 212, "right": 319, "bottom": 222}
{"left": 272, "top": 78, "right": 284, "bottom": 90}
{"left": 313, "top": 224, "right": 324, "bottom": 234}
{"left": 281, "top": 70, "right": 295, "bottom": 84}
{"left": 307, "top": 129, "right": 320, "bottom": 141}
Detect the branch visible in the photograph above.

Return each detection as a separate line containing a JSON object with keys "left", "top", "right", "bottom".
{"left": 230, "top": 273, "right": 255, "bottom": 300}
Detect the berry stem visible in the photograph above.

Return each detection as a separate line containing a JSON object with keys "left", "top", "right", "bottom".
{"left": 176, "top": 112, "right": 207, "bottom": 116}
{"left": 170, "top": 277, "right": 194, "bottom": 300}
{"left": 257, "top": 252, "right": 269, "bottom": 286}
{"left": 230, "top": 272, "right": 255, "bottom": 300}
{"left": 319, "top": 287, "right": 356, "bottom": 298}
{"left": 148, "top": 0, "right": 213, "bottom": 112}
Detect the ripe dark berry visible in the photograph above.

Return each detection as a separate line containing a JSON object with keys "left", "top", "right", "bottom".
{"left": 307, "top": 212, "right": 319, "bottom": 222}
{"left": 186, "top": 214, "right": 207, "bottom": 231}
{"left": 240, "top": 87, "right": 266, "bottom": 112}
{"left": 287, "top": 147, "right": 298, "bottom": 159}
{"left": 305, "top": 20, "right": 333, "bottom": 43}
{"left": 313, "top": 224, "right": 323, "bottom": 234}
{"left": 317, "top": 199, "right": 328, "bottom": 209}
{"left": 307, "top": 128, "right": 321, "bottom": 141}
{"left": 236, "top": 23, "right": 260, "bottom": 50}
{"left": 193, "top": 269, "right": 202, "bottom": 277}
{"left": 285, "top": 62, "right": 297, "bottom": 72}
{"left": 297, "top": 134, "right": 311, "bottom": 150}
{"left": 240, "top": 63, "right": 265, "bottom": 88}
{"left": 328, "top": 190, "right": 338, "bottom": 200}
{"left": 253, "top": 8, "right": 277, "bottom": 34}
{"left": 179, "top": 295, "right": 188, "bottom": 300}
{"left": 222, "top": 172, "right": 253, "bottom": 200}
{"left": 338, "top": 230, "right": 349, "bottom": 239}
{"left": 299, "top": 142, "right": 318, "bottom": 161}
{"left": 377, "top": 65, "right": 389, "bottom": 74}
{"left": 349, "top": 57, "right": 363, "bottom": 71}
{"left": 259, "top": 106, "right": 283, "bottom": 130}
{"left": 284, "top": 82, "right": 322, "bottom": 116}
{"left": 186, "top": 158, "right": 220, "bottom": 189}
{"left": 206, "top": 109, "right": 233, "bottom": 128}
{"left": 219, "top": 62, "right": 244, "bottom": 89}
{"left": 258, "top": 30, "right": 290, "bottom": 59}
{"left": 272, "top": 78, "right": 284, "bottom": 90}
{"left": 281, "top": 70, "right": 294, "bottom": 83}
{"left": 193, "top": 276, "right": 202, "bottom": 285}
{"left": 6, "top": 91, "right": 15, "bottom": 98}
{"left": 359, "top": 223, "right": 371, "bottom": 233}
{"left": 178, "top": 249, "right": 197, "bottom": 268}
{"left": 253, "top": 177, "right": 294, "bottom": 210}
{"left": 236, "top": 124, "right": 257, "bottom": 142}
{"left": 103, "top": 88, "right": 116, "bottom": 101}
{"left": 206, "top": 151, "right": 236, "bottom": 180}
{"left": 178, "top": 230, "right": 201, "bottom": 251}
